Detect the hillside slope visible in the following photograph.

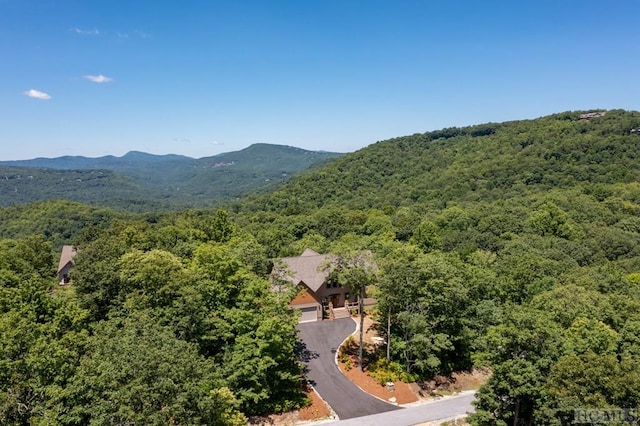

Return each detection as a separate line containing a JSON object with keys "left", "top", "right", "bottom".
{"left": 0, "top": 166, "right": 170, "bottom": 212}
{"left": 0, "top": 144, "right": 343, "bottom": 211}
{"left": 239, "top": 109, "right": 640, "bottom": 213}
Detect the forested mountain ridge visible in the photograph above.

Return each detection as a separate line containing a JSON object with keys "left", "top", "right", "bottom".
{"left": 238, "top": 109, "right": 640, "bottom": 213}
{"left": 0, "top": 144, "right": 343, "bottom": 211}
{"left": 0, "top": 143, "right": 343, "bottom": 183}
{"left": 0, "top": 150, "right": 192, "bottom": 170}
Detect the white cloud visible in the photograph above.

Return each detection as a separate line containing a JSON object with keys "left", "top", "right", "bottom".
{"left": 23, "top": 89, "right": 51, "bottom": 100}
{"left": 117, "top": 30, "right": 150, "bottom": 40}
{"left": 70, "top": 27, "right": 100, "bottom": 35}
{"left": 212, "top": 140, "right": 223, "bottom": 145}
{"left": 135, "top": 30, "right": 151, "bottom": 39}
{"left": 172, "top": 137, "right": 191, "bottom": 143}
{"left": 83, "top": 74, "right": 113, "bottom": 83}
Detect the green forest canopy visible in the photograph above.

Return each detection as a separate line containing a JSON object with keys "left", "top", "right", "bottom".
{"left": 2, "top": 109, "right": 640, "bottom": 424}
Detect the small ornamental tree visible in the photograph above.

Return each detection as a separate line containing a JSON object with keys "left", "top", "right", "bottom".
{"left": 326, "top": 250, "right": 377, "bottom": 371}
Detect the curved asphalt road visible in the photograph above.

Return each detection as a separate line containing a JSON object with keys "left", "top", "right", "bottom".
{"left": 297, "top": 318, "right": 400, "bottom": 420}
{"left": 321, "top": 391, "right": 476, "bottom": 425}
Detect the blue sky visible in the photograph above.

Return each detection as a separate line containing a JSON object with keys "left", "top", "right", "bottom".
{"left": 2, "top": 0, "right": 639, "bottom": 160}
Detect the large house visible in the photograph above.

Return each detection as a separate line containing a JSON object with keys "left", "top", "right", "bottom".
{"left": 275, "top": 248, "right": 359, "bottom": 323}
{"left": 57, "top": 245, "right": 78, "bottom": 285}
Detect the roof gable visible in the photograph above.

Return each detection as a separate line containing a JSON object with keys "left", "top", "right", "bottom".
{"left": 57, "top": 245, "right": 78, "bottom": 273}
{"left": 278, "top": 249, "right": 330, "bottom": 293}
{"left": 301, "top": 248, "right": 320, "bottom": 257}
{"left": 290, "top": 283, "right": 321, "bottom": 306}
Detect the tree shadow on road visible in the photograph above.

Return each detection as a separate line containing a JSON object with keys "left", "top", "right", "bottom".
{"left": 297, "top": 341, "right": 320, "bottom": 363}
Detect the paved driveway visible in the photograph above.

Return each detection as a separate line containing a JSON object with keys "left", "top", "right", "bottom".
{"left": 297, "top": 318, "right": 400, "bottom": 420}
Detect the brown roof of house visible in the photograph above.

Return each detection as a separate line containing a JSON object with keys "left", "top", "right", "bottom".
{"left": 57, "top": 245, "right": 78, "bottom": 273}
{"left": 279, "top": 248, "right": 330, "bottom": 293}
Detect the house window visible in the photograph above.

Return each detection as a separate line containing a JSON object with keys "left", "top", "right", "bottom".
{"left": 327, "top": 280, "right": 338, "bottom": 289}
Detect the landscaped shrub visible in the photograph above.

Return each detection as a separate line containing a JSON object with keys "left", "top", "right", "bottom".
{"left": 368, "top": 358, "right": 417, "bottom": 385}
{"left": 338, "top": 335, "right": 356, "bottom": 371}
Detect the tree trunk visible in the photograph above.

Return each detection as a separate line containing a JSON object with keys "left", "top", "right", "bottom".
{"left": 386, "top": 306, "right": 391, "bottom": 362}
{"left": 513, "top": 397, "right": 520, "bottom": 426}
{"left": 359, "top": 286, "right": 364, "bottom": 371}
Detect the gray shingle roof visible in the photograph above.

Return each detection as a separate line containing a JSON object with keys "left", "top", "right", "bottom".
{"left": 279, "top": 249, "right": 330, "bottom": 292}
{"left": 57, "top": 245, "right": 78, "bottom": 273}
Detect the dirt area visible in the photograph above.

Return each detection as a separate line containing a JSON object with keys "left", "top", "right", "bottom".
{"left": 418, "top": 369, "right": 488, "bottom": 396}
{"left": 334, "top": 314, "right": 417, "bottom": 404}
{"left": 297, "top": 386, "right": 332, "bottom": 421}
{"left": 339, "top": 359, "right": 418, "bottom": 404}
{"left": 249, "top": 385, "right": 332, "bottom": 425}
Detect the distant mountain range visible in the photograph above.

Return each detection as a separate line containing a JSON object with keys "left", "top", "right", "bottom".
{"left": 0, "top": 151, "right": 194, "bottom": 170}
{"left": 0, "top": 144, "right": 343, "bottom": 211}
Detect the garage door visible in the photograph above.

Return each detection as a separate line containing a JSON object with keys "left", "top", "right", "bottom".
{"left": 299, "top": 306, "right": 318, "bottom": 323}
